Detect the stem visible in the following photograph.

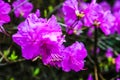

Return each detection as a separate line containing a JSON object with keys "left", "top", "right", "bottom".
{"left": 94, "top": 26, "right": 98, "bottom": 56}
{"left": 94, "top": 65, "right": 98, "bottom": 80}
{"left": 94, "top": 26, "right": 99, "bottom": 80}
{"left": 0, "top": 26, "right": 10, "bottom": 37}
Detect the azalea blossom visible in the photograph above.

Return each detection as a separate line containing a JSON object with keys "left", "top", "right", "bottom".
{"left": 63, "top": 0, "right": 115, "bottom": 35}
{"left": 12, "top": 11, "right": 64, "bottom": 60}
{"left": 12, "top": 0, "right": 33, "bottom": 18}
{"left": 61, "top": 41, "right": 87, "bottom": 72}
{"left": 0, "top": 0, "right": 11, "bottom": 26}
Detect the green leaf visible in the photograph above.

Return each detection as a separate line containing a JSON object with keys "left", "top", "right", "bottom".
{"left": 9, "top": 77, "right": 14, "bottom": 80}
{"left": 108, "top": 57, "right": 113, "bottom": 63}
{"left": 79, "top": 78, "right": 83, "bottom": 80}
{"left": 44, "top": 10, "right": 47, "bottom": 17}
{"left": 33, "top": 68, "right": 40, "bottom": 76}
{"left": 8, "top": 51, "right": 18, "bottom": 61}
{"left": 48, "top": 5, "right": 53, "bottom": 13}
{"left": 104, "top": 65, "right": 109, "bottom": 72}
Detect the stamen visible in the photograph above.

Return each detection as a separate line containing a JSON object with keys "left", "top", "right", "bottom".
{"left": 51, "top": 54, "right": 62, "bottom": 62}
{"left": 93, "top": 20, "right": 100, "bottom": 27}
{"left": 75, "top": 10, "right": 85, "bottom": 18}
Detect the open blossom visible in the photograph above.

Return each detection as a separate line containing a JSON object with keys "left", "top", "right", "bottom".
{"left": 0, "top": 0, "right": 11, "bottom": 26}
{"left": 83, "top": 0, "right": 115, "bottom": 35}
{"left": 115, "top": 55, "right": 120, "bottom": 72}
{"left": 62, "top": 0, "right": 87, "bottom": 35}
{"left": 61, "top": 41, "right": 87, "bottom": 72}
{"left": 12, "top": 0, "right": 33, "bottom": 18}
{"left": 12, "top": 11, "right": 64, "bottom": 62}
{"left": 12, "top": 13, "right": 46, "bottom": 59}
{"left": 63, "top": 0, "right": 115, "bottom": 35}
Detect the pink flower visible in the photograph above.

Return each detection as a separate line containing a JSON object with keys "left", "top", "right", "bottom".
{"left": 12, "top": 0, "right": 33, "bottom": 18}
{"left": 83, "top": 0, "right": 115, "bottom": 35}
{"left": 62, "top": 0, "right": 87, "bottom": 35}
{"left": 0, "top": 0, "right": 11, "bottom": 26}
{"left": 61, "top": 41, "right": 87, "bottom": 72}
{"left": 12, "top": 12, "right": 64, "bottom": 61}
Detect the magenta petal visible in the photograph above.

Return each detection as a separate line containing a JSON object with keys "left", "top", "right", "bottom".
{"left": 62, "top": 41, "right": 87, "bottom": 72}
{"left": 0, "top": 0, "right": 11, "bottom": 26}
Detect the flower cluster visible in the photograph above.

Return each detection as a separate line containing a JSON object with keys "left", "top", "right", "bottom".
{"left": 0, "top": 0, "right": 11, "bottom": 26}
{"left": 0, "top": 0, "right": 34, "bottom": 27}
{"left": 62, "top": 41, "right": 87, "bottom": 72}
{"left": 62, "top": 0, "right": 115, "bottom": 35}
{"left": 12, "top": 11, "right": 87, "bottom": 72}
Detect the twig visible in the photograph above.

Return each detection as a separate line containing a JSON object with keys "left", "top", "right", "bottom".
{"left": 94, "top": 26, "right": 99, "bottom": 80}
{"left": 0, "top": 26, "right": 10, "bottom": 37}
{"left": 0, "top": 51, "right": 9, "bottom": 62}
{"left": 98, "top": 40, "right": 119, "bottom": 56}
{"left": 87, "top": 53, "right": 95, "bottom": 65}
{"left": 94, "top": 65, "right": 98, "bottom": 80}
{"left": 59, "top": 22, "right": 67, "bottom": 27}
{"left": 99, "top": 73, "right": 105, "bottom": 80}
{"left": 0, "top": 59, "right": 25, "bottom": 67}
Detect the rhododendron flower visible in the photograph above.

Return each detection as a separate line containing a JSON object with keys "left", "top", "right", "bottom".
{"left": 12, "top": 0, "right": 33, "bottom": 18}
{"left": 83, "top": 0, "right": 115, "bottom": 35}
{"left": 63, "top": 0, "right": 115, "bottom": 35}
{"left": 0, "top": 0, "right": 11, "bottom": 26}
{"left": 62, "top": 0, "right": 87, "bottom": 35}
{"left": 61, "top": 41, "right": 87, "bottom": 72}
{"left": 115, "top": 55, "right": 120, "bottom": 72}
{"left": 105, "top": 48, "right": 113, "bottom": 58}
{"left": 12, "top": 12, "right": 64, "bottom": 62}
{"left": 87, "top": 74, "right": 93, "bottom": 80}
